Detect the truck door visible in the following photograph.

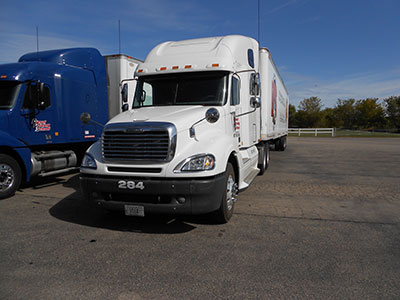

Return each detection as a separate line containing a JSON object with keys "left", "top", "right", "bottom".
{"left": 234, "top": 72, "right": 260, "bottom": 148}
{"left": 230, "top": 75, "right": 241, "bottom": 147}
{"left": 11, "top": 82, "right": 57, "bottom": 146}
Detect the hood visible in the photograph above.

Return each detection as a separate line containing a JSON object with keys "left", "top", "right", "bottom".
{"left": 108, "top": 106, "right": 219, "bottom": 132}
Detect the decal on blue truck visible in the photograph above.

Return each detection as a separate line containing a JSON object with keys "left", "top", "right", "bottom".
{"left": 32, "top": 119, "right": 51, "bottom": 132}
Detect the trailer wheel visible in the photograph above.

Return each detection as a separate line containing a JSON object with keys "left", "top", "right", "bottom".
{"left": 214, "top": 163, "right": 237, "bottom": 224}
{"left": 258, "top": 142, "right": 270, "bottom": 175}
{"left": 275, "top": 136, "right": 287, "bottom": 151}
{"left": 280, "top": 136, "right": 287, "bottom": 151}
{"left": 275, "top": 139, "right": 281, "bottom": 151}
{"left": 0, "top": 154, "right": 22, "bottom": 199}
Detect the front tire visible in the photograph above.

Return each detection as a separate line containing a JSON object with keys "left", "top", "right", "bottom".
{"left": 0, "top": 154, "right": 22, "bottom": 199}
{"left": 213, "top": 163, "right": 237, "bottom": 224}
{"left": 257, "top": 142, "right": 270, "bottom": 175}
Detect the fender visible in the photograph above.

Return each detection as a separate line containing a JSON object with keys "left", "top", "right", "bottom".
{"left": 195, "top": 125, "right": 239, "bottom": 176}
{"left": 0, "top": 130, "right": 32, "bottom": 181}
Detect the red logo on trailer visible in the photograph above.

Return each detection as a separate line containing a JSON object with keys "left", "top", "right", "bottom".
{"left": 271, "top": 78, "right": 277, "bottom": 125}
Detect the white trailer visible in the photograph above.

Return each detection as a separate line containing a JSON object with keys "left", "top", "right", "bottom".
{"left": 80, "top": 35, "right": 289, "bottom": 223}
{"left": 259, "top": 48, "right": 289, "bottom": 151}
{"left": 104, "top": 54, "right": 142, "bottom": 119}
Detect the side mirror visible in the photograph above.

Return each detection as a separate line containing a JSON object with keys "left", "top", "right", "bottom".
{"left": 121, "top": 83, "right": 128, "bottom": 103}
{"left": 250, "top": 73, "right": 261, "bottom": 96}
{"left": 205, "top": 108, "right": 220, "bottom": 123}
{"left": 122, "top": 103, "right": 129, "bottom": 112}
{"left": 140, "top": 90, "right": 146, "bottom": 104}
{"left": 80, "top": 112, "right": 104, "bottom": 128}
{"left": 80, "top": 112, "right": 91, "bottom": 124}
{"left": 250, "top": 97, "right": 261, "bottom": 108}
{"left": 36, "top": 82, "right": 46, "bottom": 110}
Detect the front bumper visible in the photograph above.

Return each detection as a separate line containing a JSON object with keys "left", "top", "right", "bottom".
{"left": 79, "top": 173, "right": 226, "bottom": 215}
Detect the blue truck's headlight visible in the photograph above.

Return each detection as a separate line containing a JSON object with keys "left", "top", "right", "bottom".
{"left": 81, "top": 153, "right": 97, "bottom": 169}
{"left": 174, "top": 154, "right": 215, "bottom": 172}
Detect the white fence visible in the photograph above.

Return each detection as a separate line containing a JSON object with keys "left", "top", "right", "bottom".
{"left": 288, "top": 128, "right": 336, "bottom": 137}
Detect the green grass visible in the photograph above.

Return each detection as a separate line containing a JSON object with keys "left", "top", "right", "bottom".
{"left": 335, "top": 129, "right": 400, "bottom": 137}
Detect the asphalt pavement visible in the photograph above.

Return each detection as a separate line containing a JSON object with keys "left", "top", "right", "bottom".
{"left": 1, "top": 137, "right": 399, "bottom": 299}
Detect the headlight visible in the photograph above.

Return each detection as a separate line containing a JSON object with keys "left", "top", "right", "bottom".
{"left": 81, "top": 153, "right": 97, "bottom": 169}
{"left": 174, "top": 154, "right": 215, "bottom": 173}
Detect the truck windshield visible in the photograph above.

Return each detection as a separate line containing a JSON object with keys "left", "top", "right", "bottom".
{"left": 0, "top": 81, "right": 21, "bottom": 109}
{"left": 133, "top": 71, "right": 228, "bottom": 108}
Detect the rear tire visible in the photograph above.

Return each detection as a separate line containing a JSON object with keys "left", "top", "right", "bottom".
{"left": 275, "top": 139, "right": 281, "bottom": 151}
{"left": 0, "top": 154, "right": 22, "bottom": 199}
{"left": 275, "top": 136, "right": 287, "bottom": 151}
{"left": 280, "top": 136, "right": 287, "bottom": 151}
{"left": 213, "top": 163, "right": 237, "bottom": 224}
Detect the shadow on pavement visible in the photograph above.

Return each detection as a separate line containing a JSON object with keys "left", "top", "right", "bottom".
{"left": 20, "top": 170, "right": 80, "bottom": 190}
{"left": 48, "top": 175, "right": 219, "bottom": 234}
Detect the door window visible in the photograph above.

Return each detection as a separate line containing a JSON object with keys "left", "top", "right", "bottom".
{"left": 230, "top": 76, "right": 240, "bottom": 106}
{"left": 22, "top": 83, "right": 50, "bottom": 110}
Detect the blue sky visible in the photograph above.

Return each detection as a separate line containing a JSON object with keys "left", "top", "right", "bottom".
{"left": 1, "top": 0, "right": 399, "bottom": 108}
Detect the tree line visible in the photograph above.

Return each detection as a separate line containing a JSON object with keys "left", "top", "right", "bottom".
{"left": 289, "top": 96, "right": 400, "bottom": 132}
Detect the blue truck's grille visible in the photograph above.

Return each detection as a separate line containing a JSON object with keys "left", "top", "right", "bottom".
{"left": 102, "top": 122, "right": 176, "bottom": 163}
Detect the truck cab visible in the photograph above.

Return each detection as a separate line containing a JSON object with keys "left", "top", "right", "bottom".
{"left": 0, "top": 48, "right": 112, "bottom": 198}
{"left": 79, "top": 35, "right": 272, "bottom": 223}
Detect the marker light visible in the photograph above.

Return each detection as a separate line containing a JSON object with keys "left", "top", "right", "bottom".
{"left": 172, "top": 66, "right": 179, "bottom": 70}
{"left": 1, "top": 75, "right": 6, "bottom": 79}
{"left": 184, "top": 65, "right": 192, "bottom": 69}
{"left": 137, "top": 69, "right": 144, "bottom": 73}
{"left": 206, "top": 63, "right": 223, "bottom": 69}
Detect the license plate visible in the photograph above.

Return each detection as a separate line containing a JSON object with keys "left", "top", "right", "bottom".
{"left": 124, "top": 205, "right": 145, "bottom": 217}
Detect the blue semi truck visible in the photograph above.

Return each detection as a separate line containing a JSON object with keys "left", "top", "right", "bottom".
{"left": 0, "top": 48, "right": 141, "bottom": 198}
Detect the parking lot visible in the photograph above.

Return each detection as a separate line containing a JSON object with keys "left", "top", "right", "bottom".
{"left": 1, "top": 137, "right": 399, "bottom": 299}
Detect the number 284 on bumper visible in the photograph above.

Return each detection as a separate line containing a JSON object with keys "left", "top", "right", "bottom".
{"left": 118, "top": 180, "right": 145, "bottom": 190}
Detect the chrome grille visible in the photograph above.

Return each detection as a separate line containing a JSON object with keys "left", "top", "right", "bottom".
{"left": 102, "top": 122, "right": 176, "bottom": 163}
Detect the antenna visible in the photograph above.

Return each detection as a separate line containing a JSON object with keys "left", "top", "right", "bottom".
{"left": 36, "top": 26, "right": 39, "bottom": 59}
{"left": 36, "top": 26, "right": 41, "bottom": 84}
{"left": 257, "top": 0, "right": 260, "bottom": 44}
{"left": 118, "top": 20, "right": 121, "bottom": 54}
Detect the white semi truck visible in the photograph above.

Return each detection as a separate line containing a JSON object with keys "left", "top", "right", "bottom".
{"left": 79, "top": 35, "right": 288, "bottom": 223}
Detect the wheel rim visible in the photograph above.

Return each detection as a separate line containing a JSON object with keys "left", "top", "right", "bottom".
{"left": 226, "top": 175, "right": 238, "bottom": 211}
{"left": 0, "top": 163, "right": 15, "bottom": 192}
